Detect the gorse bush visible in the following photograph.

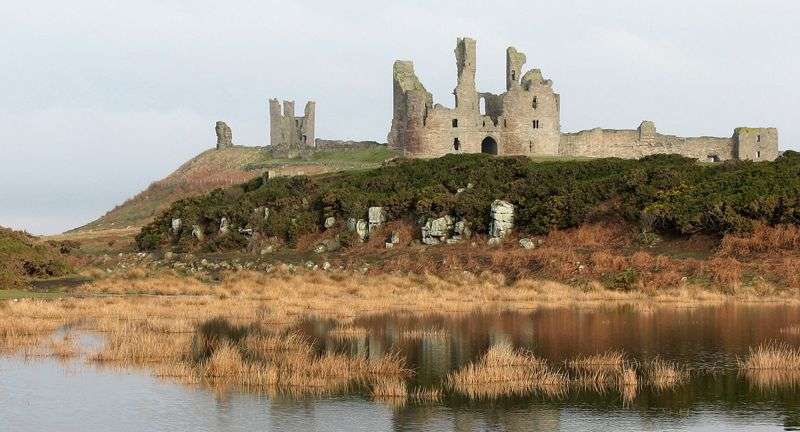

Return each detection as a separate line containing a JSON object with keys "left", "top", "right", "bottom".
{"left": 137, "top": 152, "right": 800, "bottom": 251}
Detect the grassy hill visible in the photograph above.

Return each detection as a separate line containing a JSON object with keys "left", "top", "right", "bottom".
{"left": 137, "top": 151, "right": 800, "bottom": 252}
{"left": 72, "top": 145, "right": 398, "bottom": 233}
{"left": 0, "top": 226, "right": 71, "bottom": 288}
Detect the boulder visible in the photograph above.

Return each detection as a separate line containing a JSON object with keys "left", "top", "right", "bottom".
{"left": 346, "top": 217, "right": 370, "bottom": 241}
{"left": 368, "top": 207, "right": 387, "bottom": 232}
{"left": 489, "top": 200, "right": 514, "bottom": 239}
{"left": 171, "top": 218, "right": 182, "bottom": 235}
{"left": 519, "top": 238, "right": 536, "bottom": 250}
{"left": 191, "top": 225, "right": 204, "bottom": 241}
{"left": 356, "top": 220, "right": 369, "bottom": 242}
{"left": 219, "top": 217, "right": 230, "bottom": 235}
{"left": 421, "top": 215, "right": 453, "bottom": 245}
{"left": 315, "top": 238, "right": 341, "bottom": 253}
{"left": 454, "top": 220, "right": 471, "bottom": 239}
{"left": 385, "top": 231, "right": 400, "bottom": 249}
{"left": 324, "top": 216, "right": 336, "bottom": 229}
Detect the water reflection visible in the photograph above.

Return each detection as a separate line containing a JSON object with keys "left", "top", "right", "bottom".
{"left": 3, "top": 304, "right": 800, "bottom": 431}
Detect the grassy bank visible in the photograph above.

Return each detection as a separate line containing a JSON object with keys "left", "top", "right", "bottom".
{"left": 0, "top": 227, "right": 72, "bottom": 288}
{"left": 137, "top": 151, "right": 800, "bottom": 253}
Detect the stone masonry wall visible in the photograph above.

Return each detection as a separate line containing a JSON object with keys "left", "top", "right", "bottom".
{"left": 269, "top": 98, "right": 315, "bottom": 153}
{"left": 388, "top": 36, "right": 778, "bottom": 162}
{"left": 388, "top": 38, "right": 561, "bottom": 158}
{"left": 559, "top": 121, "right": 779, "bottom": 162}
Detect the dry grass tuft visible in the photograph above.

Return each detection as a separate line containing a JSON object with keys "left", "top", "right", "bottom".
{"left": 739, "top": 342, "right": 800, "bottom": 370}
{"left": 645, "top": 358, "right": 688, "bottom": 390}
{"left": 447, "top": 344, "right": 567, "bottom": 399}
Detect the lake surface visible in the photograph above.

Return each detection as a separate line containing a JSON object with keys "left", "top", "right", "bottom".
{"left": 3, "top": 304, "right": 800, "bottom": 431}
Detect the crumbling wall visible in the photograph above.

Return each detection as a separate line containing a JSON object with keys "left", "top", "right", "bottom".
{"left": 558, "top": 121, "right": 781, "bottom": 162}
{"left": 388, "top": 37, "right": 561, "bottom": 158}
{"left": 215, "top": 121, "right": 233, "bottom": 149}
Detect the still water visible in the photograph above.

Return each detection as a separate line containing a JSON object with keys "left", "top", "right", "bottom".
{"left": 3, "top": 304, "right": 800, "bottom": 431}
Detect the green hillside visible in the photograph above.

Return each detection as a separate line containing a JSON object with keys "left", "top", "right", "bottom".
{"left": 136, "top": 151, "right": 800, "bottom": 252}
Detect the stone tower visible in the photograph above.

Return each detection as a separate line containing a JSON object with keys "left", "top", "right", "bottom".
{"left": 269, "top": 98, "right": 315, "bottom": 154}
{"left": 215, "top": 121, "right": 233, "bottom": 149}
{"left": 388, "top": 37, "right": 561, "bottom": 157}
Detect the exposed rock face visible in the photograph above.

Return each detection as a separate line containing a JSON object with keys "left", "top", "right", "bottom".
{"left": 171, "top": 218, "right": 182, "bottom": 235}
{"left": 191, "top": 225, "right": 204, "bottom": 241}
{"left": 385, "top": 231, "right": 400, "bottom": 249}
{"left": 453, "top": 220, "right": 471, "bottom": 240}
{"left": 215, "top": 121, "right": 233, "bottom": 149}
{"left": 421, "top": 215, "right": 453, "bottom": 245}
{"left": 489, "top": 200, "right": 514, "bottom": 240}
{"left": 324, "top": 217, "right": 336, "bottom": 229}
{"left": 348, "top": 218, "right": 369, "bottom": 242}
{"left": 368, "top": 207, "right": 387, "bottom": 232}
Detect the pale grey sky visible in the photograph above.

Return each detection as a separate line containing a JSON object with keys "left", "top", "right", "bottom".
{"left": 1, "top": 0, "right": 797, "bottom": 235}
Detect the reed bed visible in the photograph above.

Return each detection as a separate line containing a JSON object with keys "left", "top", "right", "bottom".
{"left": 447, "top": 344, "right": 567, "bottom": 399}
{"left": 646, "top": 358, "right": 688, "bottom": 390}
{"left": 739, "top": 342, "right": 800, "bottom": 370}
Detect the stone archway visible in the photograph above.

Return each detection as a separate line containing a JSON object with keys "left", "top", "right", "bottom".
{"left": 481, "top": 136, "right": 498, "bottom": 155}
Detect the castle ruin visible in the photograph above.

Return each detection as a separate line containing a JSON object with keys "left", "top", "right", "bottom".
{"left": 388, "top": 37, "right": 779, "bottom": 162}
{"left": 269, "top": 98, "right": 315, "bottom": 153}
{"left": 215, "top": 121, "right": 233, "bottom": 149}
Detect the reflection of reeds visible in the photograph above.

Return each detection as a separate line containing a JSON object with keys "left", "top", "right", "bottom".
{"left": 743, "top": 369, "right": 800, "bottom": 391}
{"left": 328, "top": 326, "right": 368, "bottom": 340}
{"left": 780, "top": 326, "right": 800, "bottom": 336}
{"left": 568, "top": 350, "right": 626, "bottom": 372}
{"left": 48, "top": 334, "right": 79, "bottom": 359}
{"left": 400, "top": 328, "right": 449, "bottom": 340}
{"left": 447, "top": 344, "right": 567, "bottom": 399}
{"left": 646, "top": 358, "right": 688, "bottom": 390}
{"left": 739, "top": 342, "right": 800, "bottom": 370}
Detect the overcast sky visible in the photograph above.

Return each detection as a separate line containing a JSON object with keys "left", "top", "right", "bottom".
{"left": 1, "top": 0, "right": 798, "bottom": 235}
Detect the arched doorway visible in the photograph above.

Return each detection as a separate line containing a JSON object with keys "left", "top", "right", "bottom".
{"left": 481, "top": 136, "right": 498, "bottom": 155}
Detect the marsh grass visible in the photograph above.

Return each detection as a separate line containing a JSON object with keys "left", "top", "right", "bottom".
{"left": 447, "top": 344, "right": 567, "bottom": 399}
{"left": 739, "top": 342, "right": 800, "bottom": 370}
{"left": 646, "top": 358, "right": 689, "bottom": 390}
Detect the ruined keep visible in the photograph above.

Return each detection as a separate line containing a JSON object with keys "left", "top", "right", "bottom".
{"left": 388, "top": 37, "right": 779, "bottom": 162}
{"left": 215, "top": 121, "right": 233, "bottom": 149}
{"left": 269, "top": 98, "right": 315, "bottom": 153}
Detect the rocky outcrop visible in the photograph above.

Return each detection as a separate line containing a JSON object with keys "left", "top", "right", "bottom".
{"left": 385, "top": 231, "right": 400, "bottom": 248}
{"left": 348, "top": 218, "right": 369, "bottom": 242}
{"left": 489, "top": 200, "right": 514, "bottom": 241}
{"left": 191, "top": 225, "right": 204, "bottom": 241}
{"left": 368, "top": 207, "right": 387, "bottom": 232}
{"left": 171, "top": 218, "right": 182, "bottom": 235}
{"left": 421, "top": 215, "right": 453, "bottom": 245}
{"left": 215, "top": 121, "right": 233, "bottom": 149}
